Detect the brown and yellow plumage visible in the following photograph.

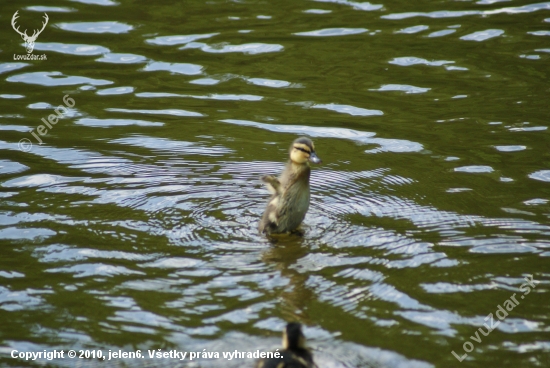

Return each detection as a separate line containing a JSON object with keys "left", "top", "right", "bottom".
{"left": 258, "top": 137, "right": 321, "bottom": 235}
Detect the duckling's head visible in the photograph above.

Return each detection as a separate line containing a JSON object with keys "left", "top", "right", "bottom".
{"left": 282, "top": 322, "right": 307, "bottom": 350}
{"left": 289, "top": 137, "right": 321, "bottom": 165}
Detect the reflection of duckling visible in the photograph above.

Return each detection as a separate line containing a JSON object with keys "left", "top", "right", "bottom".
{"left": 256, "top": 322, "right": 316, "bottom": 368}
{"left": 259, "top": 137, "right": 321, "bottom": 235}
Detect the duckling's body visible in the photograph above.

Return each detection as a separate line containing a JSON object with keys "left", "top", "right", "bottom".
{"left": 259, "top": 138, "right": 321, "bottom": 235}
{"left": 255, "top": 322, "right": 316, "bottom": 368}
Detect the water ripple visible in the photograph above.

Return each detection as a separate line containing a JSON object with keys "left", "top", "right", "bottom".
{"left": 0, "top": 227, "right": 56, "bottom": 240}
{"left": 383, "top": 2, "right": 550, "bottom": 19}
{"left": 70, "top": 0, "right": 118, "bottom": 5}
{"left": 494, "top": 145, "right": 526, "bottom": 152}
{"left": 314, "top": 0, "right": 383, "bottom": 11}
{"left": 112, "top": 136, "right": 233, "bottom": 156}
{"left": 76, "top": 118, "right": 163, "bottom": 127}
{"left": 395, "top": 25, "right": 429, "bottom": 34}
{"left": 146, "top": 33, "right": 219, "bottom": 46}
{"left": 454, "top": 165, "right": 495, "bottom": 173}
{"left": 370, "top": 84, "right": 431, "bottom": 94}
{"left": 529, "top": 170, "right": 550, "bottom": 182}
{"left": 294, "top": 28, "right": 368, "bottom": 36}
{"left": 529, "top": 30, "right": 550, "bottom": 36}
{"left": 34, "top": 244, "right": 156, "bottom": 263}
{"left": 311, "top": 103, "right": 383, "bottom": 116}
{"left": 389, "top": 57, "right": 463, "bottom": 70}
{"left": 427, "top": 29, "right": 457, "bottom": 37}
{"left": 26, "top": 6, "right": 75, "bottom": 12}
{"left": 7, "top": 71, "right": 112, "bottom": 86}
{"left": 97, "top": 86, "right": 135, "bottom": 95}
{"left": 303, "top": 9, "right": 332, "bottom": 14}
{"left": 0, "top": 286, "right": 46, "bottom": 312}
{"left": 0, "top": 63, "right": 29, "bottom": 74}
{"left": 0, "top": 160, "right": 29, "bottom": 175}
{"left": 460, "top": 29, "right": 505, "bottom": 41}
{"left": 33, "top": 43, "right": 110, "bottom": 55}
{"left": 219, "top": 119, "right": 423, "bottom": 153}
{"left": 141, "top": 257, "right": 204, "bottom": 269}
{"left": 96, "top": 53, "right": 147, "bottom": 64}
{"left": 142, "top": 61, "right": 203, "bottom": 75}
{"left": 57, "top": 21, "right": 133, "bottom": 33}
{"left": 245, "top": 78, "right": 292, "bottom": 88}
{"left": 189, "top": 78, "right": 221, "bottom": 85}
{"left": 180, "top": 42, "right": 284, "bottom": 54}
{"left": 293, "top": 253, "right": 373, "bottom": 272}
{"left": 106, "top": 107, "right": 204, "bottom": 117}
{"left": 46, "top": 263, "right": 145, "bottom": 278}
{"left": 136, "top": 92, "right": 263, "bottom": 101}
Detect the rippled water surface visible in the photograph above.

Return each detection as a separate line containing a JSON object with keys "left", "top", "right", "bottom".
{"left": 1, "top": 0, "right": 550, "bottom": 367}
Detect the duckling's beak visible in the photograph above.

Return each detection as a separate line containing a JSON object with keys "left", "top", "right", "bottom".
{"left": 309, "top": 151, "right": 321, "bottom": 164}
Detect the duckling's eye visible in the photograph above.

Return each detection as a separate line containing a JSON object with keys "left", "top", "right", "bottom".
{"left": 294, "top": 146, "right": 310, "bottom": 155}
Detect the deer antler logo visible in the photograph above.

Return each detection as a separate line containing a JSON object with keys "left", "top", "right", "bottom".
{"left": 11, "top": 11, "right": 49, "bottom": 54}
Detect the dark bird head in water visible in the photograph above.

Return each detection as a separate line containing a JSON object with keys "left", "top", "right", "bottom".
{"left": 283, "top": 322, "right": 307, "bottom": 350}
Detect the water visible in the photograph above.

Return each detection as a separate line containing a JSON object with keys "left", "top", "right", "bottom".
{"left": 1, "top": 0, "right": 549, "bottom": 367}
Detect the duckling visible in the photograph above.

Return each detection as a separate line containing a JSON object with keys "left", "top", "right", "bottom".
{"left": 256, "top": 322, "right": 316, "bottom": 368}
{"left": 258, "top": 137, "right": 321, "bottom": 235}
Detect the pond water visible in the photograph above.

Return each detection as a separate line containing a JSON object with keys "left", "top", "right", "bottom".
{"left": 1, "top": 0, "right": 549, "bottom": 367}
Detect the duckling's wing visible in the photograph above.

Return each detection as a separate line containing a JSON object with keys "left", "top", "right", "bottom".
{"left": 258, "top": 199, "right": 279, "bottom": 234}
{"left": 261, "top": 175, "right": 281, "bottom": 195}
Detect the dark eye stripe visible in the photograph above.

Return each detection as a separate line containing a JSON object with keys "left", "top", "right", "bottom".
{"left": 294, "top": 146, "right": 310, "bottom": 154}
